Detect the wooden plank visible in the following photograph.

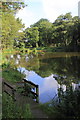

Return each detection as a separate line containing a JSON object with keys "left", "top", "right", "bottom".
{"left": 3, "top": 82, "right": 16, "bottom": 91}
{"left": 4, "top": 90, "right": 16, "bottom": 101}
{"left": 16, "top": 81, "right": 25, "bottom": 84}
{"left": 36, "top": 86, "right": 39, "bottom": 103}
{"left": 30, "top": 91, "right": 38, "bottom": 97}
{"left": 4, "top": 90, "right": 11, "bottom": 96}
{"left": 23, "top": 79, "right": 39, "bottom": 103}
{"left": 23, "top": 79, "right": 38, "bottom": 88}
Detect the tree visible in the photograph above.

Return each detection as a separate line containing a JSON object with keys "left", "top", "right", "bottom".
{"left": 52, "top": 13, "right": 73, "bottom": 46}
{"left": 1, "top": 1, "right": 26, "bottom": 13}
{"left": 24, "top": 27, "right": 39, "bottom": 48}
{"left": 69, "top": 18, "right": 80, "bottom": 51}
{"left": 1, "top": 1, "right": 26, "bottom": 50}
{"left": 31, "top": 18, "right": 52, "bottom": 46}
{"left": 2, "top": 12, "right": 24, "bottom": 49}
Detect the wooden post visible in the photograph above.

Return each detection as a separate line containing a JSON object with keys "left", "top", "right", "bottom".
{"left": 36, "top": 85, "right": 39, "bottom": 103}
{"left": 24, "top": 82, "right": 26, "bottom": 91}
{"left": 2, "top": 82, "right": 5, "bottom": 92}
{"left": 12, "top": 89, "right": 15, "bottom": 101}
{"left": 23, "top": 79, "right": 39, "bottom": 103}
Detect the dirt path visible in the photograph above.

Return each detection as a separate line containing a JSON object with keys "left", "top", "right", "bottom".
{"left": 2, "top": 79, "right": 48, "bottom": 118}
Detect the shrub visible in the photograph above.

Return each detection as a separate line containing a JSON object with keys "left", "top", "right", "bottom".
{"left": 40, "top": 86, "right": 80, "bottom": 119}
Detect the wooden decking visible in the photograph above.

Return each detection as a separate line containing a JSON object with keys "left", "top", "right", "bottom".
{"left": 2, "top": 79, "right": 48, "bottom": 118}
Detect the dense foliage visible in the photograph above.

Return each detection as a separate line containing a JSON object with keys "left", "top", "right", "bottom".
{"left": 40, "top": 87, "right": 80, "bottom": 119}
{"left": 2, "top": 13, "right": 24, "bottom": 49}
{"left": 1, "top": 1, "right": 25, "bottom": 50}
{"left": 24, "top": 13, "right": 80, "bottom": 52}
{"left": 1, "top": 1, "right": 80, "bottom": 52}
{"left": 1, "top": 2, "right": 26, "bottom": 13}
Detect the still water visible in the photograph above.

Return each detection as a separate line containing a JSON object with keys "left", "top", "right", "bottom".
{"left": 10, "top": 52, "right": 80, "bottom": 103}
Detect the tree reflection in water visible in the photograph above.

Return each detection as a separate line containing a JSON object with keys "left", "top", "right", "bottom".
{"left": 10, "top": 52, "right": 80, "bottom": 103}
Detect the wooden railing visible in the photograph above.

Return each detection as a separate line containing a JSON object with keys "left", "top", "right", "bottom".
{"left": 16, "top": 79, "right": 39, "bottom": 103}
{"left": 23, "top": 79, "right": 39, "bottom": 103}
{"left": 3, "top": 79, "right": 39, "bottom": 103}
{"left": 3, "top": 81, "right": 16, "bottom": 100}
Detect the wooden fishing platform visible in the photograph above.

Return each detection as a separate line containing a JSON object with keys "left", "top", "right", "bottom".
{"left": 2, "top": 78, "right": 48, "bottom": 118}
{"left": 3, "top": 78, "right": 39, "bottom": 102}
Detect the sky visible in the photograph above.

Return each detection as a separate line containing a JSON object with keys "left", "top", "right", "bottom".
{"left": 16, "top": 0, "right": 80, "bottom": 28}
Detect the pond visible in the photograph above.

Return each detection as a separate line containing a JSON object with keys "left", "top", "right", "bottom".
{"left": 9, "top": 52, "right": 80, "bottom": 103}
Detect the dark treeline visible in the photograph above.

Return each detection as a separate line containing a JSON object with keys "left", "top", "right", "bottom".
{"left": 23, "top": 13, "right": 80, "bottom": 51}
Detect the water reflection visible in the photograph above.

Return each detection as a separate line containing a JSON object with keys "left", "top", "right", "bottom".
{"left": 18, "top": 67, "right": 59, "bottom": 103}
{"left": 9, "top": 53, "right": 80, "bottom": 83}
{"left": 9, "top": 52, "right": 80, "bottom": 103}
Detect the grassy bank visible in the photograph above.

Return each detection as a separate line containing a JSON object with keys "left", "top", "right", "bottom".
{"left": 38, "top": 46, "right": 68, "bottom": 52}
{"left": 2, "top": 64, "right": 25, "bottom": 84}
{"left": 2, "top": 65, "right": 34, "bottom": 119}
{"left": 36, "top": 45, "right": 80, "bottom": 52}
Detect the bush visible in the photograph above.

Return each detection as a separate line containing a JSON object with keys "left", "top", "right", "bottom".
{"left": 40, "top": 87, "right": 80, "bottom": 119}
{"left": 55, "top": 87, "right": 80, "bottom": 119}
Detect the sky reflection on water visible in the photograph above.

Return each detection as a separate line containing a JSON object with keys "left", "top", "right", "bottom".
{"left": 18, "top": 67, "right": 59, "bottom": 103}
{"left": 14, "top": 52, "right": 80, "bottom": 103}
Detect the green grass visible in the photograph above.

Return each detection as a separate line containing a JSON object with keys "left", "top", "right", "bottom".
{"left": 36, "top": 45, "right": 79, "bottom": 52}
{"left": 2, "top": 64, "right": 25, "bottom": 84}
{"left": 2, "top": 64, "right": 33, "bottom": 119}
{"left": 36, "top": 46, "right": 68, "bottom": 52}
